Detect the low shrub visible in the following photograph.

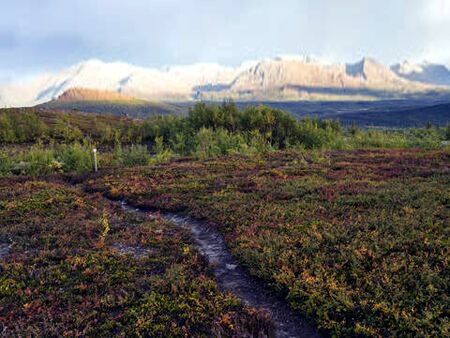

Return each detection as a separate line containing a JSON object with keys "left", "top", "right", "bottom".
{"left": 0, "top": 150, "right": 11, "bottom": 175}
{"left": 14, "top": 143, "right": 55, "bottom": 176}
{"left": 194, "top": 127, "right": 251, "bottom": 159}
{"left": 83, "top": 149, "right": 450, "bottom": 337}
{"left": 0, "top": 180, "right": 274, "bottom": 337}
{"left": 58, "top": 142, "right": 94, "bottom": 173}
{"left": 150, "top": 136, "right": 173, "bottom": 164}
{"left": 113, "top": 144, "right": 151, "bottom": 166}
{"left": 52, "top": 114, "right": 83, "bottom": 142}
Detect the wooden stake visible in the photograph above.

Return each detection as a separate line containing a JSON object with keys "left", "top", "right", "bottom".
{"left": 93, "top": 148, "right": 98, "bottom": 172}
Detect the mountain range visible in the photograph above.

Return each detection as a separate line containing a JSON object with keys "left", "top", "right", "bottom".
{"left": 1, "top": 56, "right": 450, "bottom": 107}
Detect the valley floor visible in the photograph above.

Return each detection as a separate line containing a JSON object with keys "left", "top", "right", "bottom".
{"left": 0, "top": 178, "right": 273, "bottom": 337}
{"left": 83, "top": 148, "right": 449, "bottom": 337}
{"left": 0, "top": 149, "right": 449, "bottom": 337}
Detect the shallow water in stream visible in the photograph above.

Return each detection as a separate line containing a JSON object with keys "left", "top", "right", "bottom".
{"left": 121, "top": 201, "right": 322, "bottom": 338}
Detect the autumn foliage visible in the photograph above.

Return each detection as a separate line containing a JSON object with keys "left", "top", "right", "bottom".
{"left": 0, "top": 179, "right": 273, "bottom": 337}
{"left": 83, "top": 149, "right": 449, "bottom": 337}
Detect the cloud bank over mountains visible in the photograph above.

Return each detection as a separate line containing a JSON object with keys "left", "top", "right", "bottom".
{"left": 1, "top": 0, "right": 449, "bottom": 80}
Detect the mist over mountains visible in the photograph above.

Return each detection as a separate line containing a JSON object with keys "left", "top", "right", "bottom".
{"left": 391, "top": 61, "right": 450, "bottom": 86}
{"left": 1, "top": 56, "right": 450, "bottom": 107}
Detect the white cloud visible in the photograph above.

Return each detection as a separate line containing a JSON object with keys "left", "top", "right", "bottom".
{"left": 425, "top": 0, "right": 450, "bottom": 23}
{"left": 414, "top": 0, "right": 450, "bottom": 64}
{"left": 2, "top": 0, "right": 450, "bottom": 79}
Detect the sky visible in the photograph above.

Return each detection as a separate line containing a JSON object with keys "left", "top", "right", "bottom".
{"left": 0, "top": 0, "right": 449, "bottom": 82}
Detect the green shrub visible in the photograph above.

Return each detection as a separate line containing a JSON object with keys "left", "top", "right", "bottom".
{"left": 214, "top": 129, "right": 248, "bottom": 155}
{"left": 169, "top": 132, "right": 188, "bottom": 155}
{"left": 58, "top": 143, "right": 94, "bottom": 173}
{"left": 15, "top": 143, "right": 56, "bottom": 176}
{"left": 0, "top": 113, "right": 16, "bottom": 143}
{"left": 20, "top": 111, "right": 48, "bottom": 141}
{"left": 150, "top": 136, "right": 173, "bottom": 164}
{"left": 113, "top": 141, "right": 170, "bottom": 167}
{"left": 122, "top": 144, "right": 151, "bottom": 166}
{"left": 245, "top": 130, "right": 273, "bottom": 153}
{"left": 52, "top": 115, "right": 83, "bottom": 142}
{"left": 93, "top": 120, "right": 118, "bottom": 144}
{"left": 349, "top": 130, "right": 408, "bottom": 148}
{"left": 0, "top": 110, "right": 47, "bottom": 143}
{"left": 0, "top": 150, "right": 12, "bottom": 175}
{"left": 194, "top": 127, "right": 220, "bottom": 160}
{"left": 297, "top": 118, "right": 336, "bottom": 149}
{"left": 406, "top": 128, "right": 443, "bottom": 149}
{"left": 193, "top": 128, "right": 253, "bottom": 159}
{"left": 112, "top": 142, "right": 125, "bottom": 166}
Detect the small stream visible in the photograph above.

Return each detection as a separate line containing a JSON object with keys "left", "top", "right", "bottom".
{"left": 121, "top": 201, "right": 322, "bottom": 338}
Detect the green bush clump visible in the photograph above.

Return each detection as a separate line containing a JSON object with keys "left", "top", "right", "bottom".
{"left": 14, "top": 142, "right": 56, "bottom": 176}
{"left": 347, "top": 129, "right": 408, "bottom": 148}
{"left": 194, "top": 127, "right": 249, "bottom": 159}
{"left": 296, "top": 118, "right": 339, "bottom": 149}
{"left": 58, "top": 142, "right": 94, "bottom": 173}
{"left": 0, "top": 142, "right": 158, "bottom": 177}
{"left": 406, "top": 128, "right": 444, "bottom": 149}
{"left": 112, "top": 139, "right": 173, "bottom": 167}
{"left": 113, "top": 143, "right": 151, "bottom": 166}
{"left": 150, "top": 136, "right": 173, "bottom": 164}
{"left": 92, "top": 119, "right": 119, "bottom": 144}
{"left": 0, "top": 150, "right": 12, "bottom": 175}
{"left": 0, "top": 143, "right": 97, "bottom": 176}
{"left": 0, "top": 114, "right": 16, "bottom": 143}
{"left": 0, "top": 109, "right": 48, "bottom": 143}
{"left": 52, "top": 114, "right": 84, "bottom": 142}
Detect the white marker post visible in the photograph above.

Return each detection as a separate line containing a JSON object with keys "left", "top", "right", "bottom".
{"left": 93, "top": 148, "right": 98, "bottom": 172}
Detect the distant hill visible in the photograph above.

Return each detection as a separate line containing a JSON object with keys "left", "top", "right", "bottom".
{"left": 233, "top": 99, "right": 450, "bottom": 128}
{"left": 39, "top": 88, "right": 185, "bottom": 118}
{"left": 55, "top": 88, "right": 137, "bottom": 102}
{"left": 330, "top": 102, "right": 450, "bottom": 128}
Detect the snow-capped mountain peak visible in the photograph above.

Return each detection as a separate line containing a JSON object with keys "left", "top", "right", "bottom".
{"left": 0, "top": 57, "right": 449, "bottom": 107}
{"left": 391, "top": 61, "right": 450, "bottom": 86}
{"left": 393, "top": 61, "right": 425, "bottom": 75}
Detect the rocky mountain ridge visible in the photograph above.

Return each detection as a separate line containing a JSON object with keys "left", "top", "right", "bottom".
{"left": 1, "top": 57, "right": 449, "bottom": 107}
